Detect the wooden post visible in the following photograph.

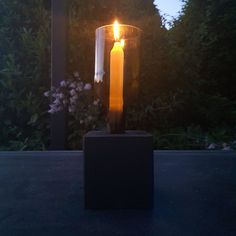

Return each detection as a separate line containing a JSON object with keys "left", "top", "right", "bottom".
{"left": 50, "top": 0, "right": 67, "bottom": 149}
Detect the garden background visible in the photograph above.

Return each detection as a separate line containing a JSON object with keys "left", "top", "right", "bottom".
{"left": 0, "top": 0, "right": 236, "bottom": 150}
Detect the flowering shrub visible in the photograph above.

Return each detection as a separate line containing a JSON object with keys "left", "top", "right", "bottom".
{"left": 44, "top": 73, "right": 103, "bottom": 148}
{"left": 207, "top": 142, "right": 236, "bottom": 151}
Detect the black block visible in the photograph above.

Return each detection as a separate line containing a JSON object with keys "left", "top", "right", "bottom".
{"left": 83, "top": 131, "right": 154, "bottom": 209}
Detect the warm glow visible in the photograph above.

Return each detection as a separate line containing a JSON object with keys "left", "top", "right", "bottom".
{"left": 113, "top": 20, "right": 120, "bottom": 41}
{"left": 109, "top": 42, "right": 124, "bottom": 113}
{"left": 121, "top": 39, "right": 125, "bottom": 47}
{"left": 109, "top": 20, "right": 125, "bottom": 125}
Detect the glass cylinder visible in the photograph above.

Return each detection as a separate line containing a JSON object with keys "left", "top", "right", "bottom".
{"left": 94, "top": 23, "right": 142, "bottom": 133}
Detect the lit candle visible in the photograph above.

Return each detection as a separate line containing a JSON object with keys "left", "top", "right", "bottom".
{"left": 109, "top": 21, "right": 124, "bottom": 129}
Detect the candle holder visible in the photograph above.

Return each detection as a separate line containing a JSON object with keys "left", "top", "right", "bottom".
{"left": 83, "top": 21, "right": 153, "bottom": 210}
{"left": 94, "top": 22, "right": 142, "bottom": 133}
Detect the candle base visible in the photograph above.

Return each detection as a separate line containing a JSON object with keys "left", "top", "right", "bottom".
{"left": 83, "top": 130, "right": 154, "bottom": 209}
{"left": 107, "top": 110, "right": 124, "bottom": 134}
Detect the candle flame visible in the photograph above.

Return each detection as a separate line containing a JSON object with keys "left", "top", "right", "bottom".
{"left": 113, "top": 20, "right": 120, "bottom": 41}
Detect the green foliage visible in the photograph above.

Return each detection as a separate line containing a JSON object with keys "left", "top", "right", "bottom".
{"left": 1, "top": 0, "right": 236, "bottom": 149}
{"left": 0, "top": 0, "right": 50, "bottom": 150}
{"left": 148, "top": 0, "right": 236, "bottom": 148}
{"left": 166, "top": 0, "right": 236, "bottom": 127}
{"left": 125, "top": 0, "right": 236, "bottom": 149}
{"left": 153, "top": 126, "right": 206, "bottom": 150}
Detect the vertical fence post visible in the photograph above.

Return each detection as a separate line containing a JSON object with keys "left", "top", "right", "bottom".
{"left": 50, "top": 0, "right": 67, "bottom": 149}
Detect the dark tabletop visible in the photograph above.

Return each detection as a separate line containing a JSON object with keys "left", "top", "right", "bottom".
{"left": 0, "top": 151, "right": 236, "bottom": 236}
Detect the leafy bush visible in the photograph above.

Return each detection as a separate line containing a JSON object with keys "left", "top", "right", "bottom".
{"left": 0, "top": 0, "right": 50, "bottom": 150}
{"left": 1, "top": 0, "right": 236, "bottom": 150}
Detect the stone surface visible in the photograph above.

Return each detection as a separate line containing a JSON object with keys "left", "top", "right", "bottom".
{"left": 83, "top": 131, "right": 153, "bottom": 209}
{"left": 0, "top": 151, "right": 236, "bottom": 236}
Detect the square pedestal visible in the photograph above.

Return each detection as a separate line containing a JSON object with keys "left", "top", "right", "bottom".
{"left": 83, "top": 131, "right": 154, "bottom": 209}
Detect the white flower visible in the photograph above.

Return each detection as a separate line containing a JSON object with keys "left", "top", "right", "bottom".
{"left": 93, "top": 99, "right": 99, "bottom": 106}
{"left": 49, "top": 104, "right": 56, "bottom": 109}
{"left": 222, "top": 143, "right": 231, "bottom": 151}
{"left": 80, "top": 120, "right": 84, "bottom": 124}
{"left": 84, "top": 83, "right": 92, "bottom": 90}
{"left": 54, "top": 98, "right": 60, "bottom": 105}
{"left": 52, "top": 92, "right": 57, "bottom": 98}
{"left": 222, "top": 146, "right": 231, "bottom": 151}
{"left": 70, "top": 89, "right": 77, "bottom": 96}
{"left": 207, "top": 143, "right": 216, "bottom": 150}
{"left": 48, "top": 109, "right": 54, "bottom": 114}
{"left": 73, "top": 72, "right": 79, "bottom": 78}
{"left": 60, "top": 80, "right": 67, "bottom": 87}
{"left": 48, "top": 104, "right": 61, "bottom": 113}
{"left": 58, "top": 93, "right": 64, "bottom": 99}
{"left": 68, "top": 105, "right": 76, "bottom": 113}
{"left": 44, "top": 91, "right": 50, "bottom": 97}
{"left": 76, "top": 84, "right": 83, "bottom": 92}
{"left": 69, "top": 82, "right": 77, "bottom": 89}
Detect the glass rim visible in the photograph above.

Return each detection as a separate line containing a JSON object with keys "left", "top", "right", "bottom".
{"left": 96, "top": 24, "right": 142, "bottom": 32}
